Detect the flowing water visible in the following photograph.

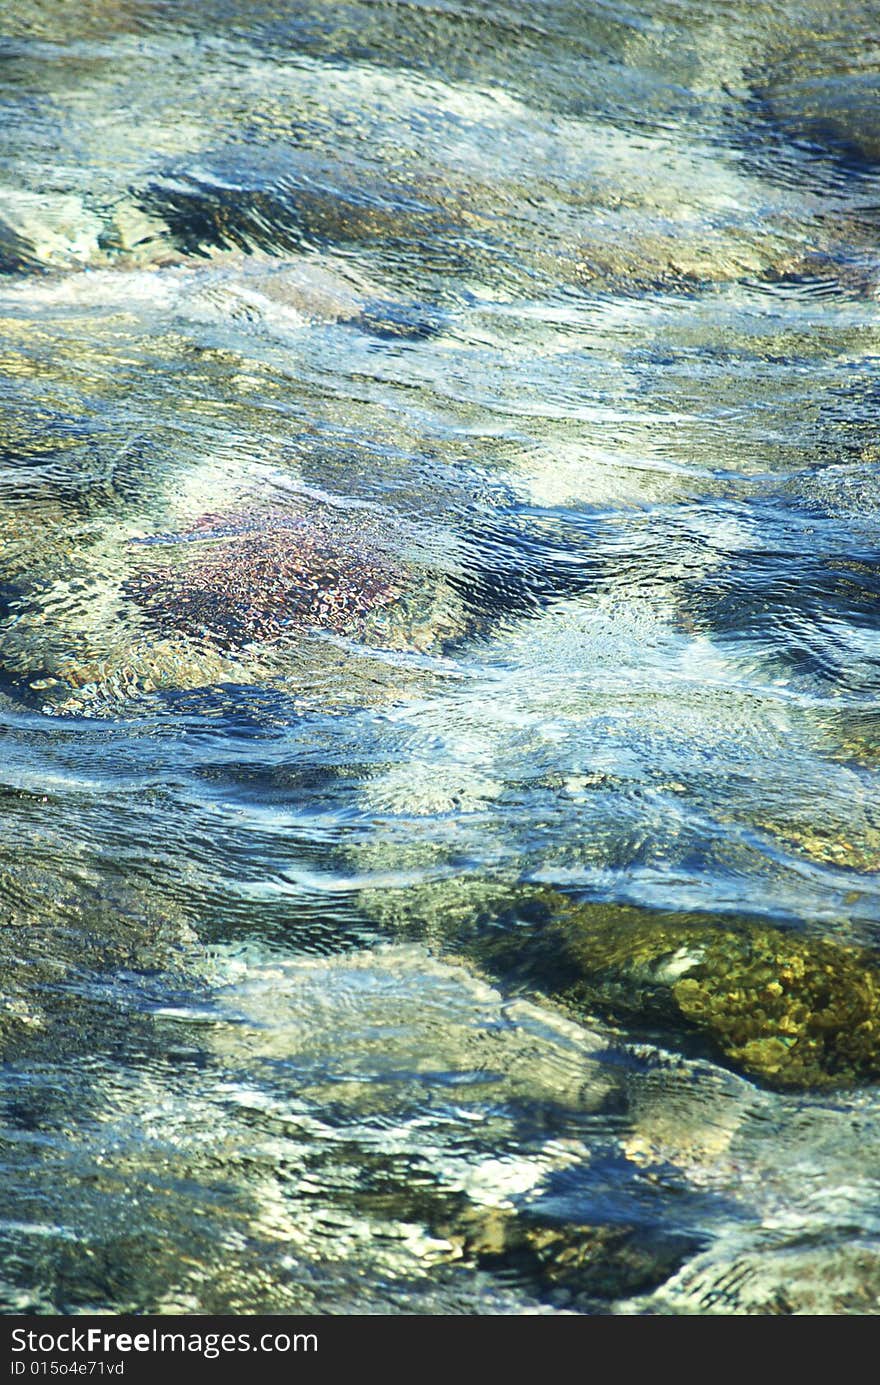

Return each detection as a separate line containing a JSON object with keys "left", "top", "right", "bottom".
{"left": 2, "top": 0, "right": 880, "bottom": 1315}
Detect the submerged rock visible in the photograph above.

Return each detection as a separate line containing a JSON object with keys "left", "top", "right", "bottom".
{"left": 536, "top": 893, "right": 880, "bottom": 1092}
{"left": 762, "top": 71, "right": 880, "bottom": 170}
{"left": 369, "top": 879, "right": 880, "bottom": 1092}
{"left": 123, "top": 509, "right": 405, "bottom": 648}
{"left": 0, "top": 470, "right": 468, "bottom": 714}
{"left": 0, "top": 205, "right": 441, "bottom": 340}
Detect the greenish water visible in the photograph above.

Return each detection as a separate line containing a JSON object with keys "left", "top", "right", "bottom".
{"left": 1, "top": 0, "right": 880, "bottom": 1314}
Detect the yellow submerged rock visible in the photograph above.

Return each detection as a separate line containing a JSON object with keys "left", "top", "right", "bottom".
{"left": 358, "top": 877, "right": 880, "bottom": 1091}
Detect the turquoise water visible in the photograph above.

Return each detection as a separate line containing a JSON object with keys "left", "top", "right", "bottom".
{"left": 1, "top": 0, "right": 880, "bottom": 1313}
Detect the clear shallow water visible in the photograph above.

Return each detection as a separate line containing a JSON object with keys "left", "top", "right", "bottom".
{"left": 1, "top": 0, "right": 880, "bottom": 1314}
